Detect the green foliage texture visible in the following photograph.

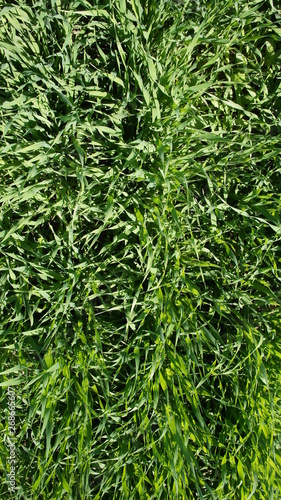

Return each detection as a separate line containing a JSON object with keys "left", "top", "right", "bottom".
{"left": 0, "top": 0, "right": 281, "bottom": 498}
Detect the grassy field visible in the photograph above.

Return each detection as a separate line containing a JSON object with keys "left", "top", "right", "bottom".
{"left": 0, "top": 0, "right": 281, "bottom": 498}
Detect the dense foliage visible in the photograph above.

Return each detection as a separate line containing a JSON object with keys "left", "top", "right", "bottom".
{"left": 0, "top": 0, "right": 280, "bottom": 498}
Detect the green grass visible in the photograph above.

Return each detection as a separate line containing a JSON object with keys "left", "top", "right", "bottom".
{"left": 0, "top": 0, "right": 281, "bottom": 498}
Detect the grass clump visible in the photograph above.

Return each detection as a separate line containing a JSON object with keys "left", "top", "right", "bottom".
{"left": 0, "top": 0, "right": 281, "bottom": 498}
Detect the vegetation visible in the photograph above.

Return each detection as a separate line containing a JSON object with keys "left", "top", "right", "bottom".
{"left": 0, "top": 0, "right": 280, "bottom": 498}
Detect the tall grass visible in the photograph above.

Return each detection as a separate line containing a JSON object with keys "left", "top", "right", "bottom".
{"left": 0, "top": 0, "right": 280, "bottom": 498}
